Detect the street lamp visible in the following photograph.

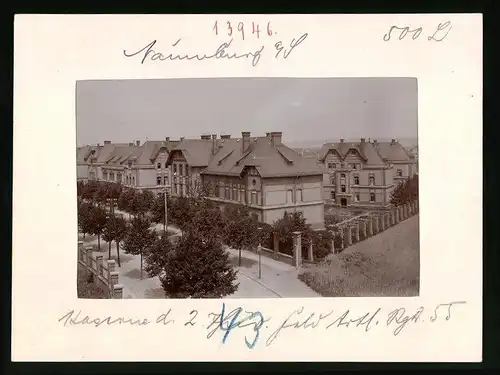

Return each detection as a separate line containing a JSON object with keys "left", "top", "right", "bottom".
{"left": 257, "top": 227, "right": 263, "bottom": 279}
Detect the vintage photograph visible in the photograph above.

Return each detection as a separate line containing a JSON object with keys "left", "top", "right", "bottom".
{"left": 76, "top": 78, "right": 419, "bottom": 299}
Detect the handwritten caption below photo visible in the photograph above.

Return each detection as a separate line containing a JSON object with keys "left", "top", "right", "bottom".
{"left": 58, "top": 301, "right": 466, "bottom": 350}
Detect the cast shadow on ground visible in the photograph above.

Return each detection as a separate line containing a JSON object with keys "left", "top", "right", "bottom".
{"left": 229, "top": 255, "right": 258, "bottom": 268}
{"left": 144, "top": 287, "right": 165, "bottom": 299}
{"left": 122, "top": 268, "right": 143, "bottom": 280}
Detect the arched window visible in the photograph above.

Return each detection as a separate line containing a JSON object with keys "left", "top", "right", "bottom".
{"left": 330, "top": 190, "right": 336, "bottom": 200}
{"left": 370, "top": 193, "right": 376, "bottom": 202}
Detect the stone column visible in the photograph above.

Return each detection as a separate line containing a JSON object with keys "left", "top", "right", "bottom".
{"left": 273, "top": 232, "right": 280, "bottom": 260}
{"left": 395, "top": 208, "right": 400, "bottom": 223}
{"left": 95, "top": 254, "right": 104, "bottom": 277}
{"left": 386, "top": 213, "right": 390, "bottom": 228}
{"left": 360, "top": 220, "right": 367, "bottom": 238}
{"left": 354, "top": 223, "right": 360, "bottom": 242}
{"left": 109, "top": 271, "right": 119, "bottom": 295}
{"left": 330, "top": 232, "right": 336, "bottom": 254}
{"left": 85, "top": 246, "right": 94, "bottom": 268}
{"left": 113, "top": 284, "right": 123, "bottom": 299}
{"left": 380, "top": 215, "right": 386, "bottom": 231}
{"left": 399, "top": 206, "right": 404, "bottom": 220}
{"left": 403, "top": 204, "right": 408, "bottom": 219}
{"left": 78, "top": 241, "right": 84, "bottom": 262}
{"left": 408, "top": 202, "right": 413, "bottom": 216}
{"left": 366, "top": 219, "right": 373, "bottom": 237}
{"left": 373, "top": 217, "right": 379, "bottom": 234}
{"left": 344, "top": 227, "right": 352, "bottom": 247}
{"left": 106, "top": 259, "right": 116, "bottom": 280}
{"left": 308, "top": 241, "right": 314, "bottom": 262}
{"left": 391, "top": 210, "right": 395, "bottom": 226}
{"left": 292, "top": 231, "right": 302, "bottom": 267}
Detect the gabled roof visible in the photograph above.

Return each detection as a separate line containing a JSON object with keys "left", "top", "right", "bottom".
{"left": 374, "top": 141, "right": 413, "bottom": 162}
{"left": 318, "top": 141, "right": 386, "bottom": 166}
{"left": 202, "top": 137, "right": 325, "bottom": 178}
{"left": 167, "top": 138, "right": 240, "bottom": 167}
{"left": 149, "top": 140, "right": 181, "bottom": 162}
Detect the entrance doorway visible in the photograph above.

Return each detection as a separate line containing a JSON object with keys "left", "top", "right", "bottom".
{"left": 340, "top": 198, "right": 347, "bottom": 207}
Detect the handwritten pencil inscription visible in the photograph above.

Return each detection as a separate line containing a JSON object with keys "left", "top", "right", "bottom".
{"left": 57, "top": 300, "right": 467, "bottom": 349}
{"left": 383, "top": 21, "right": 452, "bottom": 42}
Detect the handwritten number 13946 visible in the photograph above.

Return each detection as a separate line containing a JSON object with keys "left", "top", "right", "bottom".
{"left": 213, "top": 21, "right": 273, "bottom": 40}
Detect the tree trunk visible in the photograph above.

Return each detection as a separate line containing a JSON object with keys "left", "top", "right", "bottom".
{"left": 97, "top": 234, "right": 101, "bottom": 250}
{"left": 116, "top": 241, "right": 121, "bottom": 267}
{"left": 83, "top": 232, "right": 86, "bottom": 240}
{"left": 238, "top": 248, "right": 242, "bottom": 267}
{"left": 140, "top": 252, "right": 143, "bottom": 280}
{"left": 108, "top": 241, "right": 111, "bottom": 259}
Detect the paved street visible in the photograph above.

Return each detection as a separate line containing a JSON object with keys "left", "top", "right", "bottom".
{"left": 79, "top": 234, "right": 320, "bottom": 299}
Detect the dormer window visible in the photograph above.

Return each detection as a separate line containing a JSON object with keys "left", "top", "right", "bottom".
{"left": 350, "top": 150, "right": 357, "bottom": 155}
{"left": 157, "top": 163, "right": 161, "bottom": 169}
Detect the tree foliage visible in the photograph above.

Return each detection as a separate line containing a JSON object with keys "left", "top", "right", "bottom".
{"left": 390, "top": 173, "right": 419, "bottom": 206}
{"left": 149, "top": 231, "right": 238, "bottom": 298}
{"left": 272, "top": 211, "right": 313, "bottom": 257}
{"left": 123, "top": 215, "right": 156, "bottom": 278}
{"left": 88, "top": 205, "right": 107, "bottom": 250}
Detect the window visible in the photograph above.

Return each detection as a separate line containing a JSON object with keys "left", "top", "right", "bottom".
{"left": 173, "top": 164, "right": 177, "bottom": 175}
{"left": 295, "top": 189, "right": 303, "bottom": 202}
{"left": 328, "top": 162, "right": 336, "bottom": 169}
{"left": 330, "top": 190, "right": 336, "bottom": 200}
{"left": 252, "top": 179, "right": 256, "bottom": 187}
{"left": 369, "top": 173, "right": 375, "bottom": 185}
{"left": 178, "top": 164, "right": 183, "bottom": 176}
{"left": 355, "top": 193, "right": 360, "bottom": 202}
{"left": 330, "top": 176, "right": 336, "bottom": 185}
{"left": 132, "top": 176, "right": 135, "bottom": 185}
{"left": 103, "top": 171, "right": 108, "bottom": 181}
{"left": 251, "top": 190, "right": 258, "bottom": 205}
{"left": 354, "top": 175, "right": 359, "bottom": 185}
{"left": 233, "top": 187, "right": 237, "bottom": 201}
{"left": 397, "top": 169, "right": 403, "bottom": 177}
{"left": 165, "top": 162, "right": 168, "bottom": 169}
{"left": 341, "top": 173, "right": 346, "bottom": 178}
{"left": 353, "top": 164, "right": 358, "bottom": 170}
{"left": 341, "top": 163, "right": 345, "bottom": 168}
{"left": 341, "top": 184, "right": 346, "bottom": 193}
{"left": 350, "top": 150, "right": 357, "bottom": 155}
{"left": 157, "top": 163, "right": 161, "bottom": 169}
{"left": 225, "top": 186, "right": 230, "bottom": 200}
{"left": 110, "top": 172, "right": 115, "bottom": 181}
{"left": 157, "top": 177, "right": 162, "bottom": 185}
{"left": 163, "top": 176, "right": 168, "bottom": 185}
{"left": 370, "top": 193, "right": 376, "bottom": 202}
{"left": 287, "top": 189, "right": 294, "bottom": 203}
{"left": 117, "top": 174, "right": 122, "bottom": 183}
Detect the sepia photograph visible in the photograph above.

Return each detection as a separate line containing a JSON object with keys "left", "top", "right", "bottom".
{"left": 76, "top": 77, "right": 419, "bottom": 299}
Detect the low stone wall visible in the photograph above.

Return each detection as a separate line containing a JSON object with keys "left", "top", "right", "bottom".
{"left": 78, "top": 241, "right": 123, "bottom": 299}
{"left": 332, "top": 200, "right": 419, "bottom": 254}
{"left": 263, "top": 200, "right": 419, "bottom": 268}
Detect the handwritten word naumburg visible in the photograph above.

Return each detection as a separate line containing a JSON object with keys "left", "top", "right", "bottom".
{"left": 123, "top": 33, "right": 308, "bottom": 67}
{"left": 58, "top": 301, "right": 466, "bottom": 349}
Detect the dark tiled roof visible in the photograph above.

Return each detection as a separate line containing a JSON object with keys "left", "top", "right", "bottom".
{"left": 168, "top": 138, "right": 240, "bottom": 167}
{"left": 374, "top": 141, "right": 413, "bottom": 162}
{"left": 318, "top": 141, "right": 386, "bottom": 166}
{"left": 202, "top": 137, "right": 325, "bottom": 178}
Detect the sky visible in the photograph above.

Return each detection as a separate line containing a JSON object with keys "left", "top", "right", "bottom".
{"left": 76, "top": 78, "right": 418, "bottom": 147}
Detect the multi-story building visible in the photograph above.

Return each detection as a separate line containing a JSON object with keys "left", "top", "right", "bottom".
{"left": 166, "top": 132, "right": 326, "bottom": 229}
{"left": 76, "top": 138, "right": 179, "bottom": 194}
{"left": 318, "top": 138, "right": 417, "bottom": 208}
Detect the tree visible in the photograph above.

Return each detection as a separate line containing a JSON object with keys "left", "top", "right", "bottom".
{"left": 118, "top": 188, "right": 136, "bottom": 214}
{"left": 390, "top": 173, "right": 419, "bottom": 206}
{"left": 222, "top": 205, "right": 260, "bottom": 266}
{"left": 102, "top": 216, "right": 116, "bottom": 259}
{"left": 169, "top": 196, "right": 194, "bottom": 233}
{"left": 151, "top": 191, "right": 173, "bottom": 226}
{"left": 78, "top": 201, "right": 94, "bottom": 239}
{"left": 147, "top": 231, "right": 238, "bottom": 298}
{"left": 129, "top": 191, "right": 150, "bottom": 218}
{"left": 186, "top": 199, "right": 225, "bottom": 242}
{"left": 82, "top": 180, "right": 99, "bottom": 202}
{"left": 144, "top": 234, "right": 175, "bottom": 278}
{"left": 141, "top": 190, "right": 155, "bottom": 212}
{"left": 113, "top": 215, "right": 128, "bottom": 267}
{"left": 123, "top": 215, "right": 156, "bottom": 279}
{"left": 88, "top": 206, "right": 107, "bottom": 250}
{"left": 272, "top": 211, "right": 312, "bottom": 257}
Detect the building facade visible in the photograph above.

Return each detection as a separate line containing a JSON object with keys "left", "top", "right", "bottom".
{"left": 165, "top": 132, "right": 326, "bottom": 229}
{"left": 318, "top": 138, "right": 417, "bottom": 208}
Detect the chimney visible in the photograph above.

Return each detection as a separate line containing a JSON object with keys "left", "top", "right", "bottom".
{"left": 180, "top": 137, "right": 185, "bottom": 141}
{"left": 391, "top": 138, "right": 397, "bottom": 145}
{"left": 220, "top": 134, "right": 231, "bottom": 139}
{"left": 340, "top": 138, "right": 345, "bottom": 143}
{"left": 242, "top": 132, "right": 251, "bottom": 153}
{"left": 200, "top": 134, "right": 211, "bottom": 140}
{"left": 270, "top": 132, "right": 282, "bottom": 147}
{"left": 373, "top": 139, "right": 378, "bottom": 144}
{"left": 136, "top": 140, "right": 140, "bottom": 146}
{"left": 97, "top": 143, "right": 100, "bottom": 147}
{"left": 212, "top": 134, "right": 217, "bottom": 155}
{"left": 104, "top": 140, "right": 111, "bottom": 145}
{"left": 266, "top": 132, "right": 271, "bottom": 138}
{"left": 128, "top": 142, "right": 134, "bottom": 146}
{"left": 165, "top": 137, "right": 170, "bottom": 143}
{"left": 360, "top": 138, "right": 365, "bottom": 143}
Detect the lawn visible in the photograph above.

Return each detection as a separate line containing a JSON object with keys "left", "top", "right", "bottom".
{"left": 299, "top": 215, "right": 420, "bottom": 297}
